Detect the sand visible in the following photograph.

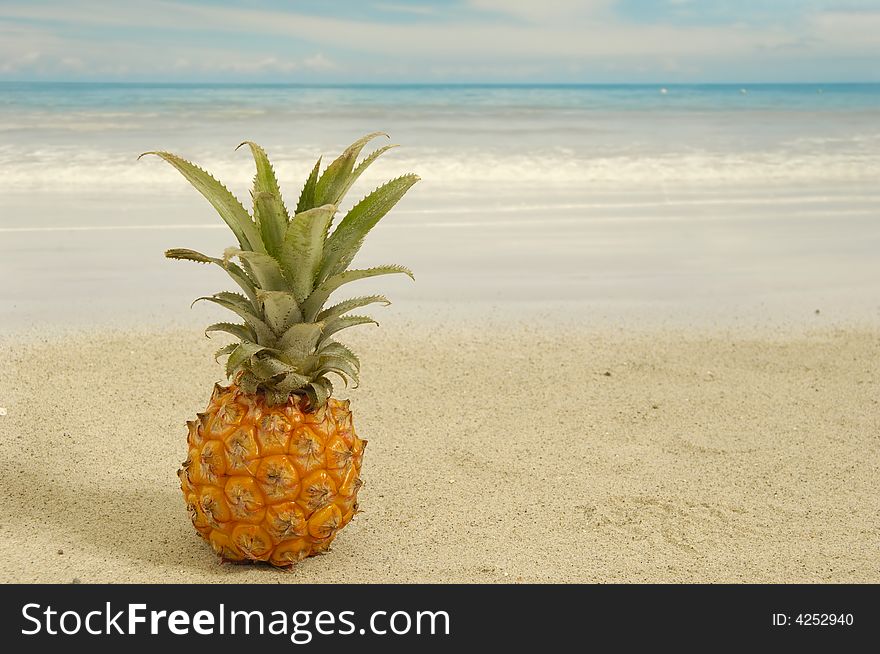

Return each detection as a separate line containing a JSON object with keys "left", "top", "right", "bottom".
{"left": 0, "top": 323, "right": 877, "bottom": 583}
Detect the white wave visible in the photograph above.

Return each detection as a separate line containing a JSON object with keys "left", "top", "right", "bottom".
{"left": 0, "top": 144, "right": 878, "bottom": 194}
{"left": 0, "top": 224, "right": 225, "bottom": 233}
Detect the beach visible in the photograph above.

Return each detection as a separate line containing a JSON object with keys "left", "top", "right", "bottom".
{"left": 1, "top": 322, "right": 878, "bottom": 583}
{"left": 1, "top": 83, "right": 879, "bottom": 583}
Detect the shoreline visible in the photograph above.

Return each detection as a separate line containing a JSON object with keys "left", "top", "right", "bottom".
{"left": 1, "top": 323, "right": 877, "bottom": 583}
{"left": 3, "top": 298, "right": 879, "bottom": 343}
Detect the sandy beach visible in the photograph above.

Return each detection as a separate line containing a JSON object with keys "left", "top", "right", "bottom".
{"left": 1, "top": 321, "right": 877, "bottom": 583}
{"left": 1, "top": 82, "right": 878, "bottom": 584}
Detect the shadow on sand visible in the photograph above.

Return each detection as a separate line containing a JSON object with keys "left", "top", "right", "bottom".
{"left": 2, "top": 460, "right": 286, "bottom": 579}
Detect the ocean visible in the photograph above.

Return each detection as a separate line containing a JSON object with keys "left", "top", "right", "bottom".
{"left": 1, "top": 83, "right": 879, "bottom": 327}
{"left": 2, "top": 82, "right": 880, "bottom": 192}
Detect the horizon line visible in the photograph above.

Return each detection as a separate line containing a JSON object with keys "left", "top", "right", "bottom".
{"left": 2, "top": 80, "right": 878, "bottom": 87}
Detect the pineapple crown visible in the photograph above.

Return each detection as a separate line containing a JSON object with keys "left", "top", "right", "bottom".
{"left": 140, "top": 132, "right": 419, "bottom": 408}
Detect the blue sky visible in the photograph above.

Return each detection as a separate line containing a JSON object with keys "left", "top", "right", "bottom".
{"left": 1, "top": 0, "right": 879, "bottom": 82}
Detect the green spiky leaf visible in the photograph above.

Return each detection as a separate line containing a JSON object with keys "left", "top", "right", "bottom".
{"left": 166, "top": 248, "right": 258, "bottom": 304}
{"left": 205, "top": 322, "right": 255, "bottom": 342}
{"left": 302, "top": 265, "right": 414, "bottom": 321}
{"left": 315, "top": 132, "right": 387, "bottom": 207}
{"left": 238, "top": 372, "right": 260, "bottom": 394}
{"left": 324, "top": 342, "right": 360, "bottom": 367}
{"left": 316, "top": 341, "right": 360, "bottom": 387}
{"left": 351, "top": 144, "right": 399, "bottom": 185}
{"left": 253, "top": 191, "right": 288, "bottom": 257}
{"left": 318, "top": 143, "right": 399, "bottom": 215}
{"left": 296, "top": 157, "right": 322, "bottom": 213}
{"left": 304, "top": 377, "right": 333, "bottom": 410}
{"left": 237, "top": 141, "right": 284, "bottom": 199}
{"left": 225, "top": 341, "right": 273, "bottom": 377}
{"left": 276, "top": 371, "right": 313, "bottom": 393}
{"left": 194, "top": 292, "right": 275, "bottom": 344}
{"left": 321, "top": 315, "right": 377, "bottom": 343}
{"left": 225, "top": 248, "right": 288, "bottom": 292}
{"left": 159, "top": 135, "right": 417, "bottom": 408}
{"left": 256, "top": 289, "right": 302, "bottom": 334}
{"left": 319, "top": 174, "right": 419, "bottom": 282}
{"left": 317, "top": 355, "right": 360, "bottom": 388}
{"left": 278, "top": 322, "right": 324, "bottom": 360}
{"left": 213, "top": 343, "right": 238, "bottom": 362}
{"left": 237, "top": 141, "right": 289, "bottom": 256}
{"left": 139, "top": 152, "right": 260, "bottom": 251}
{"left": 249, "top": 354, "right": 296, "bottom": 381}
{"left": 280, "top": 204, "right": 336, "bottom": 303}
{"left": 165, "top": 248, "right": 213, "bottom": 264}
{"left": 317, "top": 295, "right": 390, "bottom": 322}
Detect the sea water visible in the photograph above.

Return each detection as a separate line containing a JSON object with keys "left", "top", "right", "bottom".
{"left": 2, "top": 82, "right": 880, "bottom": 192}
{"left": 1, "top": 83, "right": 878, "bottom": 327}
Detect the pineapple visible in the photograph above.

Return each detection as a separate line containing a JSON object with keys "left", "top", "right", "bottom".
{"left": 141, "top": 133, "right": 418, "bottom": 566}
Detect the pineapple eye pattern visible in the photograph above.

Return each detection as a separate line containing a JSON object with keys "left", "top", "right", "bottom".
{"left": 198, "top": 441, "right": 226, "bottom": 484}
{"left": 270, "top": 539, "right": 311, "bottom": 566}
{"left": 210, "top": 399, "right": 244, "bottom": 436}
{"left": 262, "top": 413, "right": 291, "bottom": 439}
{"left": 325, "top": 436, "right": 354, "bottom": 471}
{"left": 224, "top": 477, "right": 266, "bottom": 522}
{"left": 186, "top": 499, "right": 199, "bottom": 523}
{"left": 223, "top": 427, "right": 259, "bottom": 474}
{"left": 265, "top": 503, "right": 307, "bottom": 540}
{"left": 300, "top": 471, "right": 338, "bottom": 512}
{"left": 257, "top": 413, "right": 293, "bottom": 454}
{"left": 178, "top": 453, "right": 196, "bottom": 488}
{"left": 186, "top": 419, "right": 203, "bottom": 447}
{"left": 199, "top": 490, "right": 229, "bottom": 528}
{"left": 225, "top": 437, "right": 246, "bottom": 467}
{"left": 179, "top": 388, "right": 365, "bottom": 565}
{"left": 209, "top": 531, "right": 244, "bottom": 561}
{"left": 290, "top": 427, "right": 327, "bottom": 473}
{"left": 308, "top": 504, "right": 343, "bottom": 540}
{"left": 233, "top": 525, "right": 273, "bottom": 559}
{"left": 256, "top": 456, "right": 300, "bottom": 501}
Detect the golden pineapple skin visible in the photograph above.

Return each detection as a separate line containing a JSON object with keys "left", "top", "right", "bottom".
{"left": 178, "top": 383, "right": 365, "bottom": 567}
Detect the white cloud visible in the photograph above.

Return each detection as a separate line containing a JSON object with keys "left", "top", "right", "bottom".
{"left": 428, "top": 62, "right": 549, "bottom": 79}
{"left": 149, "top": 53, "right": 338, "bottom": 76}
{"left": 809, "top": 10, "right": 880, "bottom": 50}
{"left": 0, "top": 7, "right": 338, "bottom": 79}
{"left": 0, "top": 1, "right": 877, "bottom": 81}
{"left": 0, "top": 50, "right": 41, "bottom": 74}
{"left": 116, "top": 1, "right": 796, "bottom": 60}
{"left": 59, "top": 56, "right": 85, "bottom": 71}
{"left": 466, "top": 0, "right": 614, "bottom": 23}
{"left": 373, "top": 3, "right": 437, "bottom": 16}
{"left": 303, "top": 53, "right": 336, "bottom": 71}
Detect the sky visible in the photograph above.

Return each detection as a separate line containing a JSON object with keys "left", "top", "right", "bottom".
{"left": 1, "top": 0, "right": 879, "bottom": 83}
